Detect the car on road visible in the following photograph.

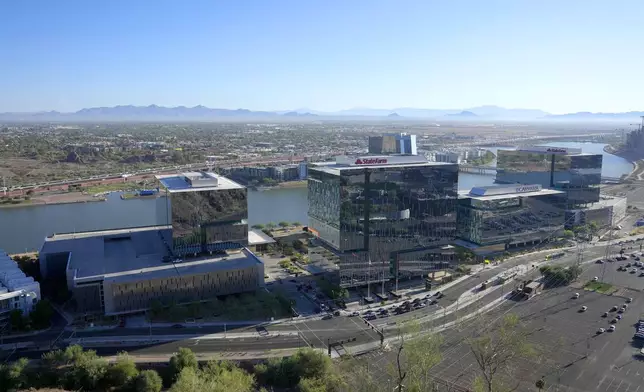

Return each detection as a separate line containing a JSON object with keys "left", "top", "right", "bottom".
{"left": 434, "top": 291, "right": 442, "bottom": 297}
{"left": 609, "top": 325, "right": 616, "bottom": 332}
{"left": 580, "top": 306, "right": 588, "bottom": 312}
{"left": 618, "top": 266, "right": 626, "bottom": 271}
{"left": 603, "top": 312, "right": 609, "bottom": 317}
{"left": 573, "top": 293, "right": 580, "bottom": 299}
{"left": 321, "top": 314, "right": 333, "bottom": 320}
{"left": 592, "top": 277, "right": 599, "bottom": 282}
{"left": 429, "top": 299, "right": 438, "bottom": 305}
{"left": 639, "top": 272, "right": 644, "bottom": 277}
{"left": 612, "top": 305, "right": 619, "bottom": 311}
{"left": 596, "top": 259, "right": 604, "bottom": 264}
{"left": 631, "top": 269, "right": 638, "bottom": 274}
{"left": 349, "top": 311, "right": 360, "bottom": 317}
{"left": 627, "top": 263, "right": 632, "bottom": 267}
{"left": 627, "top": 298, "right": 633, "bottom": 303}
{"left": 597, "top": 328, "right": 605, "bottom": 334}
{"left": 364, "top": 314, "right": 377, "bottom": 321}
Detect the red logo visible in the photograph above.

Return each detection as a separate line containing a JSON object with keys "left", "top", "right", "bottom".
{"left": 354, "top": 158, "right": 387, "bottom": 165}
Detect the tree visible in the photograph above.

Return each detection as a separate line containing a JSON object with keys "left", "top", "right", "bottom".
{"left": 9, "top": 309, "right": 27, "bottom": 331}
{"left": 539, "top": 265, "right": 581, "bottom": 287}
{"left": 107, "top": 352, "right": 139, "bottom": 389}
{"left": 251, "top": 224, "right": 265, "bottom": 230}
{"left": 292, "top": 221, "right": 302, "bottom": 227}
{"left": 134, "top": 369, "right": 163, "bottom": 392}
{"left": 278, "top": 221, "right": 290, "bottom": 228}
{"left": 468, "top": 314, "right": 536, "bottom": 392}
{"left": 62, "top": 346, "right": 109, "bottom": 391}
{"left": 587, "top": 221, "right": 600, "bottom": 240}
{"left": 169, "top": 347, "right": 198, "bottom": 381}
{"left": 30, "top": 299, "right": 54, "bottom": 329}
{"left": 265, "top": 222, "right": 276, "bottom": 230}
{"left": 2, "top": 357, "right": 29, "bottom": 390}
{"left": 170, "top": 361, "right": 255, "bottom": 392}
{"left": 562, "top": 229, "right": 575, "bottom": 239}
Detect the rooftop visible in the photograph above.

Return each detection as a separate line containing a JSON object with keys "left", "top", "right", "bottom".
{"left": 41, "top": 226, "right": 263, "bottom": 283}
{"left": 248, "top": 229, "right": 276, "bottom": 246}
{"left": 459, "top": 184, "right": 564, "bottom": 201}
{"left": 311, "top": 155, "right": 455, "bottom": 175}
{"left": 156, "top": 172, "right": 245, "bottom": 193}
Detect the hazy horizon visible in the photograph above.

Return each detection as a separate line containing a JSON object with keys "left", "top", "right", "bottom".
{"left": 2, "top": 0, "right": 643, "bottom": 114}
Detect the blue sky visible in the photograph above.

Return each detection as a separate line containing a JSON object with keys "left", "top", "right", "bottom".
{"left": 1, "top": 0, "right": 643, "bottom": 113}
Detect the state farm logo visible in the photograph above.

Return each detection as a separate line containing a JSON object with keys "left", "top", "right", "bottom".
{"left": 355, "top": 158, "right": 388, "bottom": 165}
{"left": 546, "top": 148, "right": 567, "bottom": 153}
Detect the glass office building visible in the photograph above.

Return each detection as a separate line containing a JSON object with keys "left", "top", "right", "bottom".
{"left": 308, "top": 155, "right": 458, "bottom": 287}
{"left": 157, "top": 172, "right": 248, "bottom": 256}
{"left": 457, "top": 185, "right": 565, "bottom": 252}
{"left": 496, "top": 146, "right": 602, "bottom": 206}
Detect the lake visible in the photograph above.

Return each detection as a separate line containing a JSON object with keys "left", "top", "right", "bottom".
{"left": 0, "top": 142, "right": 632, "bottom": 254}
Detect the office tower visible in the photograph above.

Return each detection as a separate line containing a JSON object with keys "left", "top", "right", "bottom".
{"left": 368, "top": 133, "right": 417, "bottom": 155}
{"left": 308, "top": 155, "right": 458, "bottom": 288}
{"left": 496, "top": 146, "right": 602, "bottom": 207}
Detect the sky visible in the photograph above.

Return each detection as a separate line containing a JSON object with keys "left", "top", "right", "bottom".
{"left": 1, "top": 0, "right": 643, "bottom": 114}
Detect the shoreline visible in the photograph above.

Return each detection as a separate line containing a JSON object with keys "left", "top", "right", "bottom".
{"left": 0, "top": 197, "right": 106, "bottom": 209}
{"left": 603, "top": 144, "right": 642, "bottom": 180}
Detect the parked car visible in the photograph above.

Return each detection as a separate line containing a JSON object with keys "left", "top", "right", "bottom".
{"left": 597, "top": 328, "right": 605, "bottom": 334}
{"left": 349, "top": 311, "right": 360, "bottom": 317}
{"left": 573, "top": 293, "right": 580, "bottom": 299}
{"left": 609, "top": 325, "right": 616, "bottom": 332}
{"left": 580, "top": 306, "right": 588, "bottom": 312}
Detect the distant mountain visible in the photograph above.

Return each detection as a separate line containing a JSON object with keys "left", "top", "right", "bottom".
{"left": 447, "top": 110, "right": 477, "bottom": 118}
{"left": 1, "top": 104, "right": 641, "bottom": 122}
{"left": 282, "top": 111, "right": 318, "bottom": 117}
{"left": 545, "top": 111, "right": 644, "bottom": 121}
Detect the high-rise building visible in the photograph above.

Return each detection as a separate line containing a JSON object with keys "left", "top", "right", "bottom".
{"left": 368, "top": 133, "right": 417, "bottom": 155}
{"left": 157, "top": 172, "right": 248, "bottom": 256}
{"left": 307, "top": 155, "right": 458, "bottom": 288}
{"left": 496, "top": 146, "right": 602, "bottom": 207}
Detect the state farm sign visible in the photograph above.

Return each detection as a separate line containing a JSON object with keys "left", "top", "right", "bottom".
{"left": 546, "top": 148, "right": 567, "bottom": 153}
{"left": 354, "top": 158, "right": 388, "bottom": 165}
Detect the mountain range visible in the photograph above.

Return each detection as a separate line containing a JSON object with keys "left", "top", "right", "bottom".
{"left": 0, "top": 104, "right": 642, "bottom": 121}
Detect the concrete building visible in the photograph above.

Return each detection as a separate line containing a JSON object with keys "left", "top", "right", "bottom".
{"left": 39, "top": 227, "right": 264, "bottom": 315}
{"left": 0, "top": 250, "right": 40, "bottom": 319}
{"left": 456, "top": 185, "right": 565, "bottom": 256}
{"left": 434, "top": 152, "right": 461, "bottom": 164}
{"left": 298, "top": 162, "right": 308, "bottom": 180}
{"left": 308, "top": 154, "right": 458, "bottom": 288}
{"left": 368, "top": 133, "right": 418, "bottom": 155}
{"left": 566, "top": 196, "right": 627, "bottom": 229}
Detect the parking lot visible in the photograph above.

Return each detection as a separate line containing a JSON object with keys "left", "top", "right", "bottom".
{"left": 582, "top": 255, "right": 644, "bottom": 293}
{"left": 428, "top": 286, "right": 644, "bottom": 392}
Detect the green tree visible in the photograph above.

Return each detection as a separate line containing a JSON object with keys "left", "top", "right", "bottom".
{"left": 251, "top": 224, "right": 265, "bottom": 230}
{"left": 169, "top": 347, "right": 198, "bottom": 381}
{"left": 134, "top": 369, "right": 163, "bottom": 392}
{"left": 265, "top": 222, "right": 276, "bottom": 230}
{"left": 30, "top": 299, "right": 54, "bottom": 329}
{"left": 62, "top": 345, "right": 109, "bottom": 391}
{"left": 9, "top": 309, "right": 27, "bottom": 331}
{"left": 539, "top": 265, "right": 581, "bottom": 287}
{"left": 278, "top": 221, "right": 290, "bottom": 228}
{"left": 170, "top": 361, "right": 255, "bottom": 392}
{"left": 1, "top": 357, "right": 29, "bottom": 390}
{"left": 562, "top": 229, "right": 575, "bottom": 239}
{"left": 292, "top": 221, "right": 302, "bottom": 226}
{"left": 107, "top": 352, "right": 139, "bottom": 389}
{"left": 587, "top": 221, "right": 600, "bottom": 240}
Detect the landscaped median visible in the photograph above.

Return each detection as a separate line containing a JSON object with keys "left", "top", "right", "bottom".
{"left": 583, "top": 281, "right": 616, "bottom": 294}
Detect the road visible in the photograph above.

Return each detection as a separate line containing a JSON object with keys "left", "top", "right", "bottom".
{"left": 2, "top": 238, "right": 642, "bottom": 378}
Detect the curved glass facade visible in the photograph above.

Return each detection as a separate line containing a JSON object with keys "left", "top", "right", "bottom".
{"left": 308, "top": 163, "right": 458, "bottom": 287}
{"left": 496, "top": 150, "right": 602, "bottom": 205}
